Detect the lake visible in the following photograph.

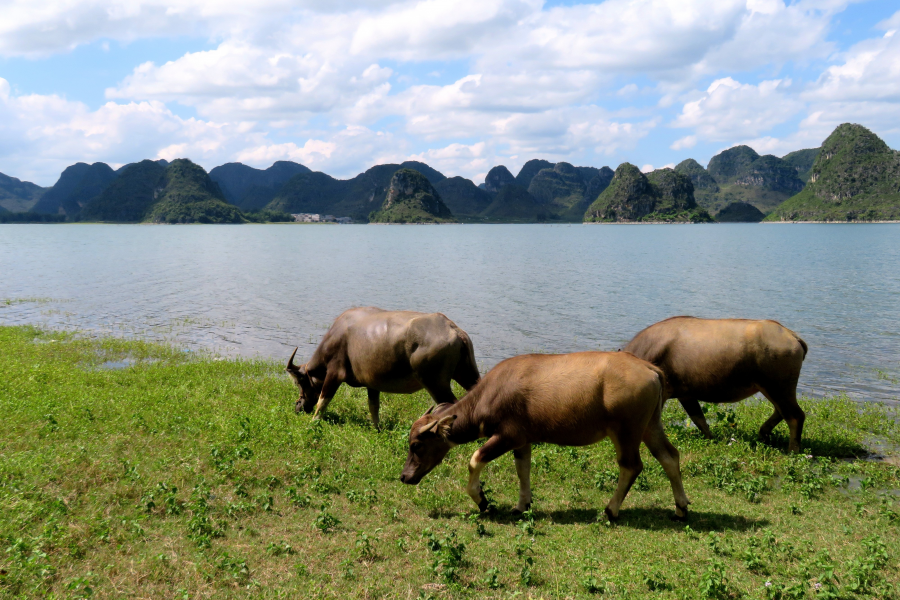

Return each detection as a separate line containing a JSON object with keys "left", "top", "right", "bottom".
{"left": 1, "top": 223, "right": 898, "bottom": 403}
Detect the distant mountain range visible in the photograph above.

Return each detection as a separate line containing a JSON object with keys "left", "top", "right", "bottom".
{"left": 1, "top": 123, "right": 898, "bottom": 224}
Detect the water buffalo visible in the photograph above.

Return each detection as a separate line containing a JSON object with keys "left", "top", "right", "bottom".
{"left": 400, "top": 351, "right": 690, "bottom": 521}
{"left": 624, "top": 316, "right": 808, "bottom": 452}
{"left": 285, "top": 307, "right": 480, "bottom": 430}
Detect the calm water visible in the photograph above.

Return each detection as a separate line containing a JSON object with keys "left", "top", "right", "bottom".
{"left": 1, "top": 223, "right": 899, "bottom": 403}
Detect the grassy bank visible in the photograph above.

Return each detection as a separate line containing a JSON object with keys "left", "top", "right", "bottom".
{"left": 1, "top": 325, "right": 898, "bottom": 599}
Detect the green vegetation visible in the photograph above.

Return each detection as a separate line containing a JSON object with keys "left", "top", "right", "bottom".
{"left": 484, "top": 166, "right": 516, "bottom": 193}
{"left": 715, "top": 202, "right": 765, "bottom": 223}
{"left": 243, "top": 209, "right": 295, "bottom": 223}
{"left": 268, "top": 164, "right": 400, "bottom": 223}
{"left": 369, "top": 169, "right": 455, "bottom": 223}
{"left": 514, "top": 159, "right": 554, "bottom": 189}
{"left": 0, "top": 212, "right": 66, "bottom": 223}
{"left": 209, "top": 161, "right": 311, "bottom": 210}
{"left": 145, "top": 159, "right": 244, "bottom": 224}
{"left": 782, "top": 148, "right": 821, "bottom": 184}
{"left": 766, "top": 124, "right": 900, "bottom": 222}
{"left": 0, "top": 172, "right": 46, "bottom": 214}
{"left": 676, "top": 147, "right": 814, "bottom": 216}
{"left": 79, "top": 160, "right": 167, "bottom": 223}
{"left": 585, "top": 164, "right": 713, "bottom": 223}
{"left": 479, "top": 183, "right": 548, "bottom": 222}
{"left": 433, "top": 177, "right": 493, "bottom": 217}
{"left": 1, "top": 325, "right": 898, "bottom": 598}
{"left": 527, "top": 162, "right": 590, "bottom": 219}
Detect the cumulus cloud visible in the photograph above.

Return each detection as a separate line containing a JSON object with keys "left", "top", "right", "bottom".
{"left": 406, "top": 142, "right": 491, "bottom": 182}
{"left": 2, "top": 0, "right": 897, "bottom": 186}
{"left": 234, "top": 126, "right": 406, "bottom": 176}
{"left": 0, "top": 78, "right": 267, "bottom": 184}
{"left": 672, "top": 77, "right": 804, "bottom": 140}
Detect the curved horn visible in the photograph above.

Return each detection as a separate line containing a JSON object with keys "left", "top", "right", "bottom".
{"left": 418, "top": 420, "right": 439, "bottom": 435}
{"left": 286, "top": 347, "right": 298, "bottom": 370}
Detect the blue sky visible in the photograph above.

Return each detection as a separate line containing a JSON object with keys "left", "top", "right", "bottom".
{"left": 1, "top": 0, "right": 899, "bottom": 186}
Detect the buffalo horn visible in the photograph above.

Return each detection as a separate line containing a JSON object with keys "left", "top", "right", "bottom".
{"left": 418, "top": 420, "right": 439, "bottom": 434}
{"left": 286, "top": 347, "right": 298, "bottom": 370}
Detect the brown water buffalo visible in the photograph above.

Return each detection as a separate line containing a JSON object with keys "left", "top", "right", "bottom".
{"left": 400, "top": 351, "right": 690, "bottom": 521}
{"left": 624, "top": 316, "right": 808, "bottom": 452}
{"left": 285, "top": 307, "right": 480, "bottom": 430}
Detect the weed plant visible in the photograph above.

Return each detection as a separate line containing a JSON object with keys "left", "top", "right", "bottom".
{"left": 0, "top": 325, "right": 899, "bottom": 598}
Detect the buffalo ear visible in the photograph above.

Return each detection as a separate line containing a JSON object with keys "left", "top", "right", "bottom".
{"left": 437, "top": 415, "right": 457, "bottom": 439}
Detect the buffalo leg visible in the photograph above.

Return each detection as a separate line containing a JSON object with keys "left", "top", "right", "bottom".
{"left": 605, "top": 432, "right": 643, "bottom": 520}
{"left": 466, "top": 435, "right": 514, "bottom": 512}
{"left": 758, "top": 406, "right": 784, "bottom": 443}
{"left": 512, "top": 444, "right": 532, "bottom": 514}
{"left": 424, "top": 382, "right": 458, "bottom": 406}
{"left": 312, "top": 373, "right": 341, "bottom": 420}
{"left": 762, "top": 388, "right": 805, "bottom": 453}
{"left": 678, "top": 397, "right": 713, "bottom": 438}
{"left": 642, "top": 419, "right": 689, "bottom": 520}
{"left": 367, "top": 388, "right": 381, "bottom": 431}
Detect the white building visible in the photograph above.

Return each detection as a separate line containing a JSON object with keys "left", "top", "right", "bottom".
{"left": 291, "top": 213, "right": 353, "bottom": 224}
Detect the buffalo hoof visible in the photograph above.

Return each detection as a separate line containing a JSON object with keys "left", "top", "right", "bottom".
{"left": 604, "top": 507, "right": 618, "bottom": 522}
{"left": 511, "top": 504, "right": 532, "bottom": 517}
{"left": 670, "top": 512, "right": 689, "bottom": 522}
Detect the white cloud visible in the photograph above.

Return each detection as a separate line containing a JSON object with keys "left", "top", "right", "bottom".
{"left": 670, "top": 135, "right": 697, "bottom": 150}
{"left": 234, "top": 126, "right": 406, "bottom": 177}
{"left": 805, "top": 14, "right": 900, "bottom": 104}
{"left": 640, "top": 164, "right": 654, "bottom": 173}
{"left": 3, "top": 0, "right": 897, "bottom": 188}
{"left": 672, "top": 77, "right": 804, "bottom": 140}
{"left": 407, "top": 142, "right": 490, "bottom": 182}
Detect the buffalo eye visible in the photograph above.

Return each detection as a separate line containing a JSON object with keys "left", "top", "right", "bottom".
{"left": 410, "top": 442, "right": 422, "bottom": 452}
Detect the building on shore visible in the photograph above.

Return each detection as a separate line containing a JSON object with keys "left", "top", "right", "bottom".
{"left": 291, "top": 213, "right": 353, "bottom": 224}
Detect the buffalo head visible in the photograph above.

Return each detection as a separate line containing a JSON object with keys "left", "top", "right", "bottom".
{"left": 400, "top": 405, "right": 457, "bottom": 485}
{"left": 285, "top": 347, "right": 323, "bottom": 414}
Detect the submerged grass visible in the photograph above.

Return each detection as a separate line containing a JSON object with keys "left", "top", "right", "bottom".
{"left": 1, "top": 325, "right": 899, "bottom": 599}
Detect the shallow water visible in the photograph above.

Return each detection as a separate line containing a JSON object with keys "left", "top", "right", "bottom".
{"left": 1, "top": 223, "right": 899, "bottom": 403}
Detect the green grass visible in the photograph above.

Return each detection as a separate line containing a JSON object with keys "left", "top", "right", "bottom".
{"left": 1, "top": 325, "right": 899, "bottom": 599}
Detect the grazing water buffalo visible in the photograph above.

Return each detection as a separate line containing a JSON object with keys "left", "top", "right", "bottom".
{"left": 624, "top": 316, "right": 808, "bottom": 453}
{"left": 400, "top": 351, "right": 690, "bottom": 521}
{"left": 285, "top": 307, "right": 480, "bottom": 430}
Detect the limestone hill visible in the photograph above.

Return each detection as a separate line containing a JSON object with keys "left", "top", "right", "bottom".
{"left": 0, "top": 172, "right": 46, "bottom": 213}
{"left": 145, "top": 160, "right": 243, "bottom": 223}
{"left": 81, "top": 159, "right": 243, "bottom": 223}
{"left": 584, "top": 164, "right": 712, "bottom": 223}
{"left": 32, "top": 162, "right": 118, "bottom": 216}
{"left": 434, "top": 176, "right": 493, "bottom": 217}
{"left": 716, "top": 202, "right": 765, "bottom": 222}
{"left": 368, "top": 169, "right": 454, "bottom": 223}
{"left": 209, "top": 161, "right": 311, "bottom": 210}
{"left": 766, "top": 124, "right": 900, "bottom": 222}
{"left": 480, "top": 184, "right": 546, "bottom": 222}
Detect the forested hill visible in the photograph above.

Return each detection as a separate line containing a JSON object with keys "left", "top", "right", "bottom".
{"left": 3, "top": 122, "right": 898, "bottom": 223}
{"left": 765, "top": 124, "right": 900, "bottom": 222}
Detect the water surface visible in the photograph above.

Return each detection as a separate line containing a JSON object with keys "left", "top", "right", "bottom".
{"left": 1, "top": 223, "right": 898, "bottom": 403}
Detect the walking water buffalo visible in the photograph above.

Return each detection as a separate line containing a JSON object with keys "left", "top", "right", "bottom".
{"left": 624, "top": 316, "right": 808, "bottom": 452}
{"left": 285, "top": 307, "right": 480, "bottom": 430}
{"left": 400, "top": 351, "right": 690, "bottom": 521}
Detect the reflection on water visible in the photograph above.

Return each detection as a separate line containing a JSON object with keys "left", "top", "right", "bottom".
{"left": 1, "top": 223, "right": 899, "bottom": 403}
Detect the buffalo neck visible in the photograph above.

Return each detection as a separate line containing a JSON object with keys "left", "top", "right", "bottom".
{"left": 443, "top": 389, "right": 483, "bottom": 446}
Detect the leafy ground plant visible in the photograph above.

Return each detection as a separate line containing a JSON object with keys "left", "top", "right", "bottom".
{"left": 0, "top": 325, "right": 898, "bottom": 598}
